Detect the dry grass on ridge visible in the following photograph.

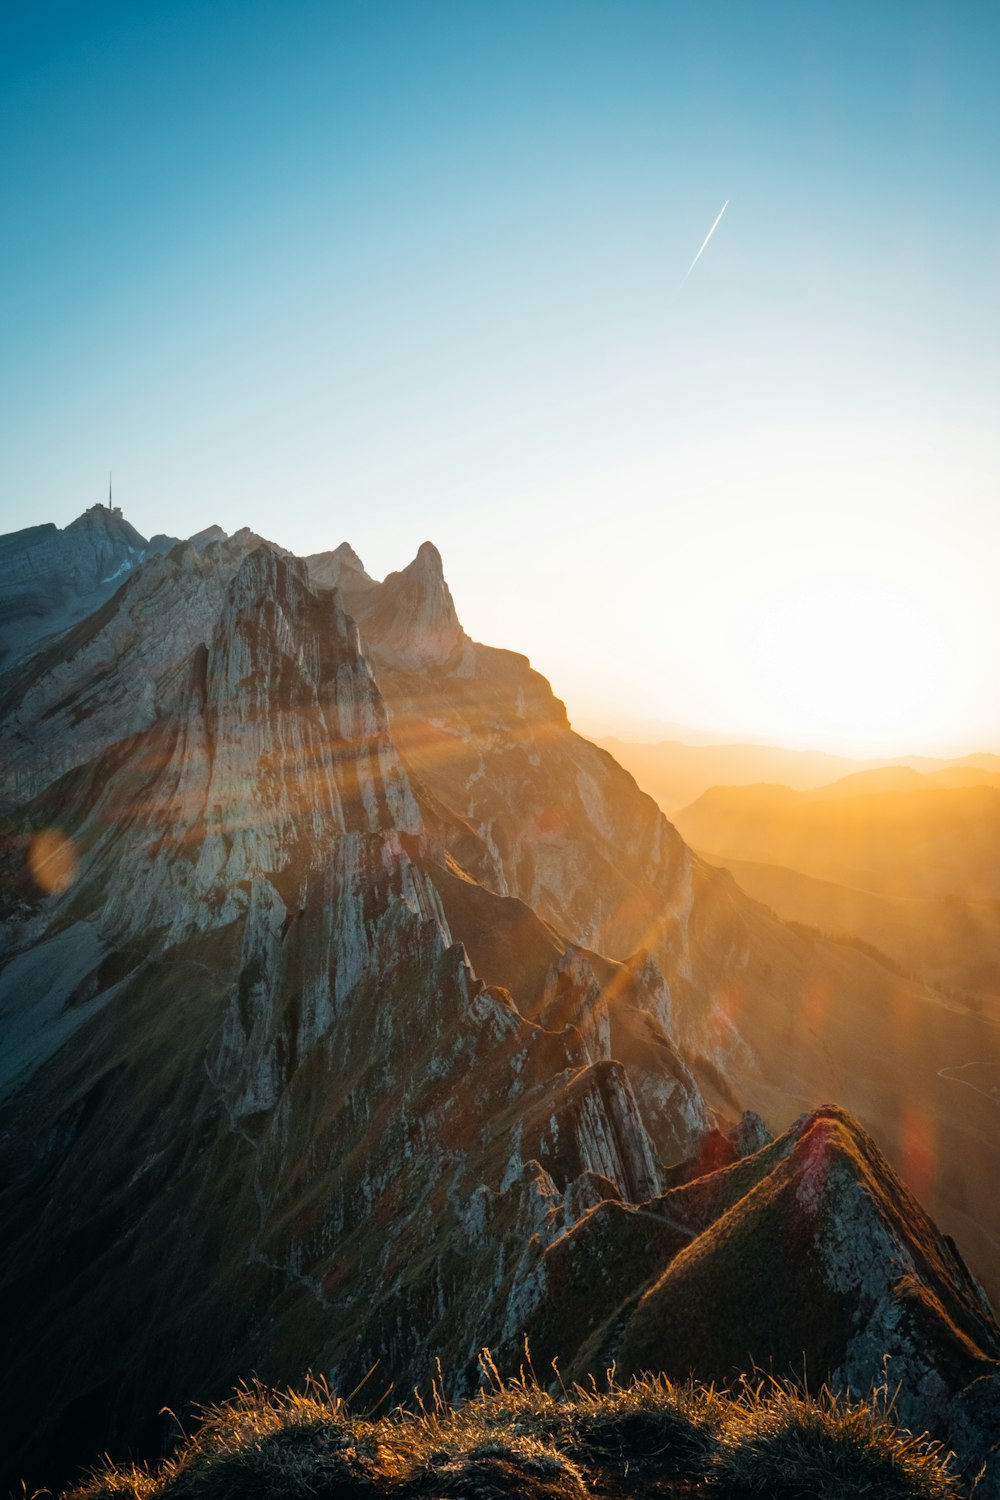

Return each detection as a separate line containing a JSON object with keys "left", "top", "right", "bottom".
{"left": 53, "top": 1352, "right": 965, "bottom": 1500}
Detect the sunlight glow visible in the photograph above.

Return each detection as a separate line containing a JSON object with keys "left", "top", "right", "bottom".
{"left": 736, "top": 574, "right": 953, "bottom": 756}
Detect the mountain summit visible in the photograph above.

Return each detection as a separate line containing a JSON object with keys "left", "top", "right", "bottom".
{"left": 0, "top": 504, "right": 238, "bottom": 672}
{"left": 307, "top": 537, "right": 470, "bottom": 669}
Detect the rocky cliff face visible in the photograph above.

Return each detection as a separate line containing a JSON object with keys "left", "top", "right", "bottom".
{"left": 0, "top": 516, "right": 996, "bottom": 1495}
{"left": 0, "top": 529, "right": 706, "bottom": 1491}
{"left": 0, "top": 505, "right": 225, "bottom": 669}
{"left": 308, "top": 538, "right": 472, "bottom": 670}
{"left": 528, "top": 1105, "right": 1000, "bottom": 1492}
{"left": 314, "top": 546, "right": 1000, "bottom": 1319}
{"left": 0, "top": 528, "right": 276, "bottom": 808}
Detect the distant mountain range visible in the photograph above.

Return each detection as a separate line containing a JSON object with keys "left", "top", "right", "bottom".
{"left": 1, "top": 505, "right": 997, "bottom": 1495}
{"left": 599, "top": 734, "right": 1000, "bottom": 815}
{"left": 670, "top": 770, "right": 1000, "bottom": 1004}
{"left": 675, "top": 769, "right": 1000, "bottom": 900}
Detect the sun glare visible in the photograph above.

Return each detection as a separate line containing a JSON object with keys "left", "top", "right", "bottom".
{"left": 736, "top": 573, "right": 955, "bottom": 756}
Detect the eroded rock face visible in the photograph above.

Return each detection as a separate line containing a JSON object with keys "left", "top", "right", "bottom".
{"left": 0, "top": 529, "right": 277, "bottom": 808}
{"left": 335, "top": 543, "right": 1000, "bottom": 1333}
{"left": 0, "top": 506, "right": 219, "bottom": 670}
{"left": 533, "top": 1107, "right": 1000, "bottom": 1492}
{"left": 308, "top": 539, "right": 472, "bottom": 671}
{"left": 0, "top": 534, "right": 706, "bottom": 1492}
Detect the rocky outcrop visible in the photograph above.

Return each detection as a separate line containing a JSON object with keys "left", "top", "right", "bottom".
{"left": 533, "top": 1106, "right": 1000, "bottom": 1493}
{"left": 307, "top": 540, "right": 472, "bottom": 670}
{"left": 0, "top": 505, "right": 215, "bottom": 669}
{"left": 0, "top": 528, "right": 267, "bottom": 807}
{"left": 305, "top": 540, "right": 376, "bottom": 595}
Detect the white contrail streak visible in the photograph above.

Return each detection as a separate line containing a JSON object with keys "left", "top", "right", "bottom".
{"left": 681, "top": 199, "right": 729, "bottom": 285}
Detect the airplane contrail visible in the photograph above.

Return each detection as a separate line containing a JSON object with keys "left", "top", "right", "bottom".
{"left": 681, "top": 199, "right": 729, "bottom": 285}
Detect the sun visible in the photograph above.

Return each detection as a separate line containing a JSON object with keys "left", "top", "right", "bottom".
{"left": 736, "top": 572, "right": 955, "bottom": 757}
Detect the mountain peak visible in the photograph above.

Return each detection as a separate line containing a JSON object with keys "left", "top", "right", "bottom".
{"left": 413, "top": 539, "right": 443, "bottom": 573}
{"left": 65, "top": 502, "right": 147, "bottom": 550}
{"left": 304, "top": 539, "right": 469, "bottom": 671}
{"left": 364, "top": 541, "right": 468, "bottom": 668}
{"left": 333, "top": 540, "right": 370, "bottom": 575}
{"left": 0, "top": 506, "right": 153, "bottom": 667}
{"left": 304, "top": 541, "right": 375, "bottom": 598}
{"left": 188, "top": 523, "right": 228, "bottom": 550}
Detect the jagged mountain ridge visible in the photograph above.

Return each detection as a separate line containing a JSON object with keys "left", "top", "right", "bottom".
{"left": 528, "top": 1104, "right": 1000, "bottom": 1478}
{"left": 302, "top": 538, "right": 1000, "bottom": 1319}
{"left": 0, "top": 503, "right": 227, "bottom": 672}
{"left": 0, "top": 538, "right": 708, "bottom": 1489}
{"left": 0, "top": 526, "right": 276, "bottom": 807}
{"left": 0, "top": 517, "right": 997, "bottom": 1493}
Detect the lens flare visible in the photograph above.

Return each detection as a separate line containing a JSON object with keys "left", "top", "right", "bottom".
{"left": 802, "top": 981, "right": 829, "bottom": 1029}
{"left": 901, "top": 1104, "right": 935, "bottom": 1201}
{"left": 28, "top": 829, "right": 78, "bottom": 894}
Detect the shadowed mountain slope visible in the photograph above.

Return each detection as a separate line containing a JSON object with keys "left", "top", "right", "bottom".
{"left": 317, "top": 548, "right": 1000, "bottom": 1315}
{"left": 0, "top": 541, "right": 705, "bottom": 1492}
{"left": 528, "top": 1105, "right": 1000, "bottom": 1488}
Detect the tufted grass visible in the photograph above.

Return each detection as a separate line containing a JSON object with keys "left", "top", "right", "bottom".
{"left": 713, "top": 1377, "right": 962, "bottom": 1499}
{"left": 55, "top": 1355, "right": 966, "bottom": 1500}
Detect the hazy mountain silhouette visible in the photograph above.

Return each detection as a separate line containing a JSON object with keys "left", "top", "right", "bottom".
{"left": 675, "top": 771, "right": 1000, "bottom": 901}
{"left": 601, "top": 734, "right": 1000, "bottom": 816}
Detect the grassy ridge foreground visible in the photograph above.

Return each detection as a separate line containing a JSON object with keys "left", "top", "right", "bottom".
{"left": 58, "top": 1358, "right": 965, "bottom": 1500}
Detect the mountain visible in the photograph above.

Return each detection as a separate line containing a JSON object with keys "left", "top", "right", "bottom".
{"left": 0, "top": 525, "right": 272, "bottom": 809}
{"left": 667, "top": 773, "right": 1000, "bottom": 1287}
{"left": 710, "top": 855, "right": 1000, "bottom": 1004}
{"left": 0, "top": 516, "right": 997, "bottom": 1493}
{"left": 329, "top": 580, "right": 1000, "bottom": 1318}
{"left": 597, "top": 736, "right": 880, "bottom": 813}
{"left": 599, "top": 735, "right": 1000, "bottom": 816}
{"left": 529, "top": 1104, "right": 1000, "bottom": 1484}
{"left": 671, "top": 765, "right": 1000, "bottom": 1025}
{"left": 674, "top": 773, "right": 1000, "bottom": 901}
{"left": 0, "top": 536, "right": 706, "bottom": 1489}
{"left": 0, "top": 502, "right": 227, "bottom": 672}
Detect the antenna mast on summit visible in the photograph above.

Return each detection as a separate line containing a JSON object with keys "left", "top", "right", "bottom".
{"left": 109, "top": 471, "right": 112, "bottom": 507}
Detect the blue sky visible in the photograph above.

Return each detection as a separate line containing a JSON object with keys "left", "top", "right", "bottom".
{"left": 2, "top": 1, "right": 998, "bottom": 753}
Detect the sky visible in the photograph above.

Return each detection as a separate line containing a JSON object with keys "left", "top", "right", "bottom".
{"left": 2, "top": 0, "right": 998, "bottom": 757}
